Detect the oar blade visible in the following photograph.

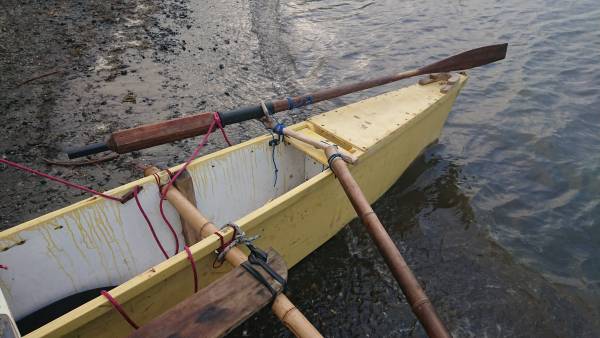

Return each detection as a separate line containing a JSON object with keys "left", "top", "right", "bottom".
{"left": 418, "top": 43, "right": 508, "bottom": 74}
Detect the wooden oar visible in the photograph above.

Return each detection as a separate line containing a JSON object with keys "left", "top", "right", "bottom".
{"left": 67, "top": 43, "right": 507, "bottom": 158}
{"left": 323, "top": 146, "right": 451, "bottom": 338}
{"left": 143, "top": 167, "right": 323, "bottom": 338}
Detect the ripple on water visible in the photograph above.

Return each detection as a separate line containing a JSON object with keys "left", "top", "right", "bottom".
{"left": 241, "top": 0, "right": 600, "bottom": 335}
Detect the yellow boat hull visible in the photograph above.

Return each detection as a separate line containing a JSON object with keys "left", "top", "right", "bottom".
{"left": 0, "top": 75, "right": 467, "bottom": 337}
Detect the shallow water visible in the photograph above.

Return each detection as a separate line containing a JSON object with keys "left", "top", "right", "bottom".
{"left": 232, "top": 0, "right": 600, "bottom": 336}
{"left": 2, "top": 0, "right": 600, "bottom": 336}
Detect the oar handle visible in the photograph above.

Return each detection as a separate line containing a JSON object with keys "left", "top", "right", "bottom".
{"left": 67, "top": 104, "right": 277, "bottom": 159}
{"left": 66, "top": 142, "right": 110, "bottom": 159}
{"left": 67, "top": 112, "right": 218, "bottom": 158}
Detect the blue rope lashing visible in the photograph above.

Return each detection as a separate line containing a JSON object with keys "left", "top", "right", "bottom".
{"left": 273, "top": 123, "right": 285, "bottom": 136}
{"left": 269, "top": 123, "right": 285, "bottom": 187}
{"left": 268, "top": 133, "right": 280, "bottom": 187}
{"left": 305, "top": 95, "right": 313, "bottom": 106}
{"left": 286, "top": 96, "right": 313, "bottom": 110}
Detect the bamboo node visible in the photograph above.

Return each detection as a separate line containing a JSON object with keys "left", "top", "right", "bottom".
{"left": 281, "top": 305, "right": 299, "bottom": 324}
{"left": 412, "top": 297, "right": 432, "bottom": 310}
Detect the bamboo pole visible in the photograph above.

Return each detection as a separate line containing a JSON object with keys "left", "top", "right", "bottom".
{"left": 282, "top": 128, "right": 358, "bottom": 164}
{"left": 323, "top": 147, "right": 451, "bottom": 338}
{"left": 144, "top": 167, "right": 322, "bottom": 338}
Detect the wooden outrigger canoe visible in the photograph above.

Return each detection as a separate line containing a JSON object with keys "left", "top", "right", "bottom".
{"left": 0, "top": 74, "right": 467, "bottom": 337}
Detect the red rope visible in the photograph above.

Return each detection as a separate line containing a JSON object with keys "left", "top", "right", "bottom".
{"left": 215, "top": 227, "right": 237, "bottom": 252}
{"left": 213, "top": 112, "right": 233, "bottom": 146}
{"left": 100, "top": 290, "right": 139, "bottom": 329}
{"left": 184, "top": 246, "right": 199, "bottom": 293}
{"left": 211, "top": 227, "right": 238, "bottom": 268}
{"left": 133, "top": 186, "right": 169, "bottom": 260}
{"left": 214, "top": 231, "right": 226, "bottom": 250}
{"left": 0, "top": 158, "right": 122, "bottom": 202}
{"left": 158, "top": 112, "right": 232, "bottom": 255}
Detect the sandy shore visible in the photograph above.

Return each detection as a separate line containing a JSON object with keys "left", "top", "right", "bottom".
{"left": 0, "top": 0, "right": 286, "bottom": 228}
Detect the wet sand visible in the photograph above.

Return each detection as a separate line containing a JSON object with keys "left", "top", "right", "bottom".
{"left": 1, "top": 0, "right": 276, "bottom": 228}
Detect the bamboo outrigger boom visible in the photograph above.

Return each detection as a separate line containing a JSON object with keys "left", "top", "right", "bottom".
{"left": 140, "top": 167, "right": 323, "bottom": 338}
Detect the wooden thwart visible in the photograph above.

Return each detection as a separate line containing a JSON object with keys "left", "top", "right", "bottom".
{"left": 129, "top": 249, "right": 287, "bottom": 338}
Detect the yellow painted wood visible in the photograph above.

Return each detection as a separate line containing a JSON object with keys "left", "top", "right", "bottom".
{"left": 309, "top": 77, "right": 463, "bottom": 152}
{"left": 19, "top": 75, "right": 467, "bottom": 338}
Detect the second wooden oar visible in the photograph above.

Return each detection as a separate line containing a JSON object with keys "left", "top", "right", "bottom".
{"left": 67, "top": 43, "right": 507, "bottom": 158}
{"left": 323, "top": 146, "right": 451, "bottom": 338}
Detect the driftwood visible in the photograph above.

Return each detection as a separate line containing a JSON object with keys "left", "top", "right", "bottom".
{"left": 42, "top": 154, "right": 119, "bottom": 167}
{"left": 15, "top": 70, "right": 62, "bottom": 88}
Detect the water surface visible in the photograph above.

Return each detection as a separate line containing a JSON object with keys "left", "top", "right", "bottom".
{"left": 233, "top": 0, "right": 600, "bottom": 336}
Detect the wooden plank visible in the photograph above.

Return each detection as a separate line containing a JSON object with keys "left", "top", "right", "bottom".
{"left": 128, "top": 249, "right": 287, "bottom": 338}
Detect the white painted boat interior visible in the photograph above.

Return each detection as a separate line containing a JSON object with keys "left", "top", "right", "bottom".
{"left": 0, "top": 286, "right": 20, "bottom": 337}
{"left": 0, "top": 138, "right": 324, "bottom": 321}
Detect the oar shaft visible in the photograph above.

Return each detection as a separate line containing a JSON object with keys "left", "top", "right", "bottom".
{"left": 149, "top": 170, "right": 322, "bottom": 338}
{"left": 324, "top": 146, "right": 451, "bottom": 338}
{"left": 271, "top": 70, "right": 418, "bottom": 112}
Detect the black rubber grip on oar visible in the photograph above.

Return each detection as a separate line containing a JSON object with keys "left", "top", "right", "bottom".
{"left": 219, "top": 102, "right": 275, "bottom": 125}
{"left": 67, "top": 142, "right": 110, "bottom": 159}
